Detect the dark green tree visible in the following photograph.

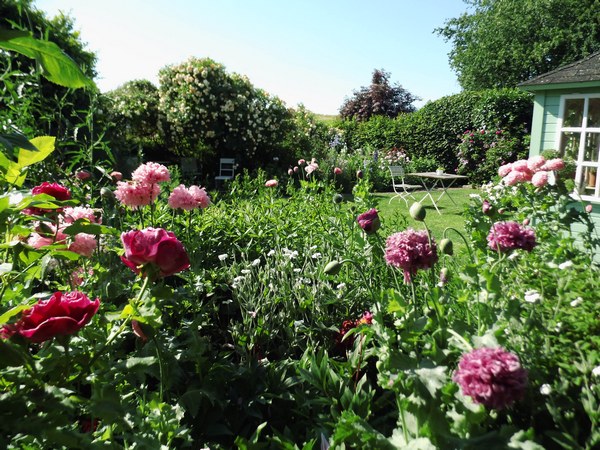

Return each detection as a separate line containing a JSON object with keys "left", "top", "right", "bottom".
{"left": 436, "top": 0, "right": 600, "bottom": 90}
{"left": 339, "top": 69, "right": 419, "bottom": 121}
{"left": 437, "top": 0, "right": 600, "bottom": 90}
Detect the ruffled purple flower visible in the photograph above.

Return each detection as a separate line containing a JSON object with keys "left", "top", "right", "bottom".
{"left": 384, "top": 229, "right": 438, "bottom": 282}
{"left": 487, "top": 221, "right": 536, "bottom": 252}
{"left": 453, "top": 347, "right": 528, "bottom": 410}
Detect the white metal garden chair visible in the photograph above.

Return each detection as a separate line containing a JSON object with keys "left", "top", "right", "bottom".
{"left": 389, "top": 165, "right": 420, "bottom": 205}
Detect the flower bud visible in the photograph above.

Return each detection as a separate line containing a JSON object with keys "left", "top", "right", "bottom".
{"left": 100, "top": 187, "right": 115, "bottom": 200}
{"left": 586, "top": 204, "right": 593, "bottom": 213}
{"left": 356, "top": 170, "right": 363, "bottom": 179}
{"left": 409, "top": 202, "right": 426, "bottom": 221}
{"left": 439, "top": 267, "right": 450, "bottom": 285}
{"left": 333, "top": 193, "right": 343, "bottom": 204}
{"left": 324, "top": 260, "right": 343, "bottom": 275}
{"left": 482, "top": 199, "right": 492, "bottom": 215}
{"left": 439, "top": 238, "right": 453, "bottom": 256}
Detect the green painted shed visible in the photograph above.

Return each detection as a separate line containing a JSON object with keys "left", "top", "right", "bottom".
{"left": 518, "top": 51, "right": 600, "bottom": 242}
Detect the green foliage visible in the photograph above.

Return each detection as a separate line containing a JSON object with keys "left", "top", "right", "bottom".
{"left": 336, "top": 88, "right": 533, "bottom": 182}
{"left": 436, "top": 0, "right": 600, "bottom": 90}
{"left": 339, "top": 69, "right": 419, "bottom": 121}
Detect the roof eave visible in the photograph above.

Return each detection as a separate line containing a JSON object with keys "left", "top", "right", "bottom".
{"left": 518, "top": 80, "right": 600, "bottom": 92}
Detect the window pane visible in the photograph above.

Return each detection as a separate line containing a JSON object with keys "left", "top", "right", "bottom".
{"left": 560, "top": 131, "right": 580, "bottom": 159}
{"left": 584, "top": 133, "right": 600, "bottom": 162}
{"left": 564, "top": 98, "right": 584, "bottom": 127}
{"left": 578, "top": 166, "right": 598, "bottom": 196}
{"left": 588, "top": 98, "right": 600, "bottom": 127}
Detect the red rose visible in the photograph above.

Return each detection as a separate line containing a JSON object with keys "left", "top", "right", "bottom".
{"left": 121, "top": 227, "right": 190, "bottom": 277}
{"left": 23, "top": 182, "right": 72, "bottom": 216}
{"left": 356, "top": 208, "right": 381, "bottom": 234}
{"left": 1, "top": 291, "right": 100, "bottom": 343}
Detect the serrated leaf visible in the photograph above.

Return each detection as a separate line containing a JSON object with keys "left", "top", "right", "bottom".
{"left": 0, "top": 28, "right": 95, "bottom": 89}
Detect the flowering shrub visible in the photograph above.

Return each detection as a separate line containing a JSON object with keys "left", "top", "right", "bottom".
{"left": 457, "top": 127, "right": 528, "bottom": 185}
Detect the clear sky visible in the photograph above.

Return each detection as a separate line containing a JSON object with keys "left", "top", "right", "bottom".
{"left": 34, "top": 0, "right": 469, "bottom": 115}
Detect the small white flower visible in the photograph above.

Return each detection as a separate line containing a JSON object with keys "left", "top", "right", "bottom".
{"left": 555, "top": 322, "right": 562, "bottom": 332}
{"left": 592, "top": 365, "right": 600, "bottom": 377}
{"left": 524, "top": 290, "right": 541, "bottom": 303}
{"left": 336, "top": 282, "right": 346, "bottom": 290}
{"left": 469, "top": 193, "right": 481, "bottom": 199}
{"left": 540, "top": 384, "right": 552, "bottom": 395}
{"left": 267, "top": 249, "right": 276, "bottom": 257}
{"left": 570, "top": 297, "right": 583, "bottom": 307}
{"left": 218, "top": 253, "right": 228, "bottom": 261}
{"left": 251, "top": 258, "right": 261, "bottom": 266}
{"left": 558, "top": 260, "right": 573, "bottom": 270}
{"left": 293, "top": 268, "right": 301, "bottom": 273}
{"left": 248, "top": 311, "right": 257, "bottom": 318}
{"left": 311, "top": 252, "right": 322, "bottom": 259}
{"left": 546, "top": 261, "right": 558, "bottom": 269}
{"left": 241, "top": 269, "right": 251, "bottom": 275}
{"left": 508, "top": 252, "right": 519, "bottom": 260}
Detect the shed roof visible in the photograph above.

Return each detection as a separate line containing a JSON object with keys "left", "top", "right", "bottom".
{"left": 519, "top": 51, "right": 600, "bottom": 91}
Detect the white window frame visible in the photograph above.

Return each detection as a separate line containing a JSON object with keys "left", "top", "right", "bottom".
{"left": 556, "top": 93, "right": 600, "bottom": 201}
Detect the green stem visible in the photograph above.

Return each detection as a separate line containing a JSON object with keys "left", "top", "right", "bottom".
{"left": 443, "top": 227, "right": 474, "bottom": 261}
{"left": 152, "top": 335, "right": 165, "bottom": 402}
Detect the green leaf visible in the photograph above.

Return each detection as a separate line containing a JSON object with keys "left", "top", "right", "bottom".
{"left": 62, "top": 221, "right": 118, "bottom": 236}
{"left": 0, "top": 340, "right": 28, "bottom": 368}
{"left": 0, "top": 131, "right": 38, "bottom": 153}
{"left": 3, "top": 136, "right": 56, "bottom": 186}
{"left": 125, "top": 356, "right": 157, "bottom": 369}
{"left": 0, "top": 28, "right": 95, "bottom": 89}
{"left": 0, "top": 303, "right": 31, "bottom": 324}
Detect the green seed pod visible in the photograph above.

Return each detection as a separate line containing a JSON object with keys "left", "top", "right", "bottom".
{"left": 333, "top": 193, "right": 343, "bottom": 204}
{"left": 324, "top": 260, "right": 343, "bottom": 275}
{"left": 439, "top": 238, "right": 453, "bottom": 256}
{"left": 409, "top": 202, "right": 426, "bottom": 221}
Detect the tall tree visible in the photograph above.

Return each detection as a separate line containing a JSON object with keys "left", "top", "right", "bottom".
{"left": 437, "top": 0, "right": 600, "bottom": 90}
{"left": 339, "top": 69, "right": 419, "bottom": 121}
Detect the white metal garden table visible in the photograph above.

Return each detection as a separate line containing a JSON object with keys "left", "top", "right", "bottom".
{"left": 407, "top": 172, "right": 468, "bottom": 214}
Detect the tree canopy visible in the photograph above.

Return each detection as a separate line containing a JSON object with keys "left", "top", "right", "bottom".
{"left": 339, "top": 69, "right": 419, "bottom": 121}
{"left": 436, "top": 0, "right": 600, "bottom": 90}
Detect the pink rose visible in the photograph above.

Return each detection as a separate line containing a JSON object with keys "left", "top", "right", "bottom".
{"left": 542, "top": 158, "right": 565, "bottom": 171}
{"left": 23, "top": 182, "right": 72, "bottom": 216}
{"left": 121, "top": 228, "right": 190, "bottom": 277}
{"left": 1, "top": 291, "right": 100, "bottom": 343}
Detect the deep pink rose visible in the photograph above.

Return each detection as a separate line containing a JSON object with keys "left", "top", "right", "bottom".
{"left": 356, "top": 208, "right": 380, "bottom": 234}
{"left": 23, "top": 182, "right": 72, "bottom": 215}
{"left": 1, "top": 291, "right": 100, "bottom": 343}
{"left": 121, "top": 227, "right": 190, "bottom": 277}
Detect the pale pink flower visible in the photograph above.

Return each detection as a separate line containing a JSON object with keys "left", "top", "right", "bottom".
{"left": 487, "top": 221, "right": 536, "bottom": 252}
{"left": 189, "top": 185, "right": 211, "bottom": 208}
{"left": 63, "top": 206, "right": 101, "bottom": 224}
{"left": 531, "top": 171, "right": 549, "bottom": 188}
{"left": 498, "top": 163, "right": 513, "bottom": 178}
{"left": 293, "top": 166, "right": 299, "bottom": 173}
{"left": 110, "top": 171, "right": 123, "bottom": 181}
{"left": 114, "top": 181, "right": 160, "bottom": 209}
{"left": 385, "top": 229, "right": 438, "bottom": 283}
{"left": 453, "top": 347, "right": 527, "bottom": 410}
{"left": 168, "top": 185, "right": 199, "bottom": 210}
{"left": 504, "top": 169, "right": 532, "bottom": 186}
{"left": 28, "top": 233, "right": 57, "bottom": 249}
{"left": 527, "top": 155, "right": 546, "bottom": 172}
{"left": 305, "top": 163, "right": 319, "bottom": 175}
{"left": 131, "top": 162, "right": 171, "bottom": 184}
{"left": 69, "top": 233, "right": 97, "bottom": 257}
{"left": 265, "top": 179, "right": 278, "bottom": 187}
{"left": 333, "top": 167, "right": 343, "bottom": 175}
{"left": 586, "top": 204, "right": 593, "bottom": 213}
{"left": 511, "top": 160, "right": 529, "bottom": 172}
{"left": 542, "top": 158, "right": 565, "bottom": 171}
{"left": 287, "top": 168, "right": 293, "bottom": 176}
{"left": 298, "top": 159, "right": 306, "bottom": 166}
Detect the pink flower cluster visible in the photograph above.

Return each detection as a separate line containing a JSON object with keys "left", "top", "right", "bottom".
{"left": 28, "top": 206, "right": 101, "bottom": 257}
{"left": 384, "top": 229, "right": 438, "bottom": 283}
{"left": 453, "top": 347, "right": 528, "bottom": 410}
{"left": 487, "top": 221, "right": 536, "bottom": 252}
{"left": 168, "top": 184, "right": 211, "bottom": 210}
{"left": 498, "top": 155, "right": 565, "bottom": 187}
{"left": 115, "top": 162, "right": 171, "bottom": 209}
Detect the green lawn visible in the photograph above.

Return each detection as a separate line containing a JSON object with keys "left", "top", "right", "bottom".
{"left": 373, "top": 187, "right": 480, "bottom": 253}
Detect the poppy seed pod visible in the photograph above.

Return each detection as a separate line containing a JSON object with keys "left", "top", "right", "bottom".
{"left": 439, "top": 238, "right": 453, "bottom": 255}
{"left": 409, "top": 202, "right": 426, "bottom": 221}
{"left": 324, "top": 260, "right": 343, "bottom": 276}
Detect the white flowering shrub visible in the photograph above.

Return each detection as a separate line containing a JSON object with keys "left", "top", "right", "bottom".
{"left": 158, "top": 57, "right": 293, "bottom": 165}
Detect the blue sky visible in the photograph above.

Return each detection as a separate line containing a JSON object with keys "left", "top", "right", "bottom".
{"left": 35, "top": 0, "right": 469, "bottom": 114}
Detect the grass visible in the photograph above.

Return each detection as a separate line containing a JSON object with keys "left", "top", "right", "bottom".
{"left": 373, "top": 187, "right": 480, "bottom": 254}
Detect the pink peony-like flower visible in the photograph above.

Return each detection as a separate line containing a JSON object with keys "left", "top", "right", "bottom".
{"left": 189, "top": 185, "right": 211, "bottom": 208}
{"left": 305, "top": 162, "right": 319, "bottom": 175}
{"left": 114, "top": 181, "right": 161, "bottom": 209}
{"left": 110, "top": 171, "right": 123, "bottom": 181}
{"left": 511, "top": 160, "right": 529, "bottom": 172}
{"left": 63, "top": 206, "right": 101, "bottom": 224}
{"left": 121, "top": 227, "right": 190, "bottom": 278}
{"left": 1, "top": 291, "right": 100, "bottom": 343}
{"left": 487, "top": 221, "right": 536, "bottom": 252}
{"left": 356, "top": 208, "right": 381, "bottom": 234}
{"left": 527, "top": 155, "right": 546, "bottom": 172}
{"left": 265, "top": 179, "right": 278, "bottom": 187}
{"left": 542, "top": 158, "right": 565, "bottom": 171}
{"left": 168, "top": 185, "right": 198, "bottom": 210}
{"left": 385, "top": 229, "right": 438, "bottom": 283}
{"left": 531, "top": 171, "right": 549, "bottom": 188}
{"left": 333, "top": 167, "right": 343, "bottom": 175}
{"left": 131, "top": 162, "right": 171, "bottom": 184}
{"left": 28, "top": 222, "right": 67, "bottom": 249}
{"left": 503, "top": 169, "right": 532, "bottom": 186}
{"left": 69, "top": 233, "right": 97, "bottom": 257}
{"left": 498, "top": 163, "right": 513, "bottom": 178}
{"left": 453, "top": 346, "right": 528, "bottom": 410}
